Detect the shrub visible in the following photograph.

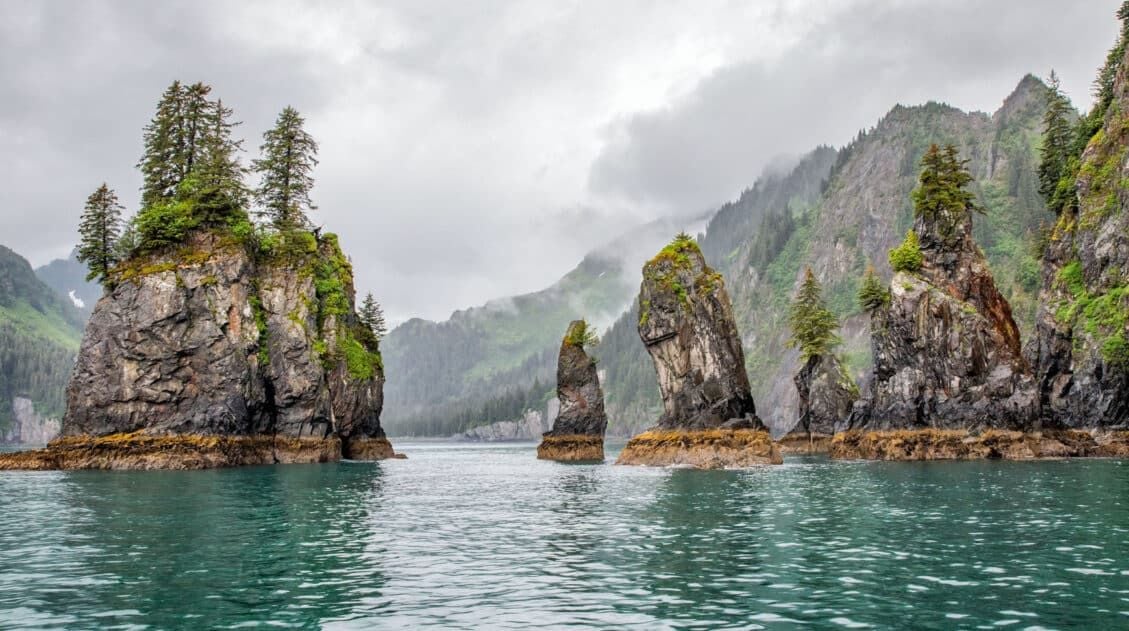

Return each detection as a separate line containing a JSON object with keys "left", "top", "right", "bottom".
{"left": 857, "top": 265, "right": 889, "bottom": 311}
{"left": 889, "top": 229, "right": 924, "bottom": 273}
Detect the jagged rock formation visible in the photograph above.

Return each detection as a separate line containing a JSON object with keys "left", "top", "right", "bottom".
{"left": 837, "top": 146, "right": 1040, "bottom": 459}
{"left": 0, "top": 230, "right": 394, "bottom": 470}
{"left": 617, "top": 236, "right": 781, "bottom": 467}
{"left": 779, "top": 354, "right": 857, "bottom": 453}
{"left": 537, "top": 320, "right": 608, "bottom": 461}
{"left": 1031, "top": 42, "right": 1129, "bottom": 429}
{"left": 458, "top": 409, "right": 552, "bottom": 441}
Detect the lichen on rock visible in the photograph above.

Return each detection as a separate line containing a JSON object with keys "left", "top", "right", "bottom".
{"left": 537, "top": 320, "right": 607, "bottom": 462}
{"left": 618, "top": 234, "right": 780, "bottom": 468}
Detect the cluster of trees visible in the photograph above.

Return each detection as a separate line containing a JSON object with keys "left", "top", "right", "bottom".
{"left": 74, "top": 79, "right": 388, "bottom": 339}
{"left": 787, "top": 267, "right": 841, "bottom": 361}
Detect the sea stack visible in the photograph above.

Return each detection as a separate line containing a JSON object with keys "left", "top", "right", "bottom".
{"left": 0, "top": 230, "right": 395, "bottom": 470}
{"left": 537, "top": 320, "right": 608, "bottom": 461}
{"left": 780, "top": 354, "right": 857, "bottom": 453}
{"left": 835, "top": 144, "right": 1062, "bottom": 459}
{"left": 616, "top": 234, "right": 781, "bottom": 468}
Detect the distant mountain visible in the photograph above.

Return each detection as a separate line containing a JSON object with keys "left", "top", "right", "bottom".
{"left": 380, "top": 215, "right": 707, "bottom": 436}
{"left": 0, "top": 245, "right": 83, "bottom": 442}
{"left": 35, "top": 248, "right": 101, "bottom": 319}
{"left": 600, "top": 74, "right": 1050, "bottom": 433}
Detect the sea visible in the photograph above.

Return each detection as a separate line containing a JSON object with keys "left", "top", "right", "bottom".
{"left": 0, "top": 441, "right": 1126, "bottom": 629}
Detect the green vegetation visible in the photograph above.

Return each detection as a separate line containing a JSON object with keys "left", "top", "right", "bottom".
{"left": 359, "top": 292, "right": 387, "bottom": 341}
{"left": 1038, "top": 71, "right": 1075, "bottom": 214}
{"left": 253, "top": 106, "right": 319, "bottom": 230}
{"left": 912, "top": 143, "right": 983, "bottom": 244}
{"left": 1054, "top": 261, "right": 1129, "bottom": 368}
{"left": 77, "top": 184, "right": 123, "bottom": 286}
{"left": 565, "top": 319, "right": 600, "bottom": 348}
{"left": 857, "top": 264, "right": 890, "bottom": 311}
{"left": 787, "top": 267, "right": 842, "bottom": 361}
{"left": 889, "top": 230, "right": 924, "bottom": 273}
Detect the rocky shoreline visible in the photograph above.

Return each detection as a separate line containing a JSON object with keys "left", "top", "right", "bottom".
{"left": 616, "top": 429, "right": 782, "bottom": 468}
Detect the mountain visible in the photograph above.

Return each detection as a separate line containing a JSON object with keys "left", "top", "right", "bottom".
{"left": 35, "top": 249, "right": 101, "bottom": 319}
{"left": 380, "top": 215, "right": 706, "bottom": 436}
{"left": 0, "top": 244, "right": 84, "bottom": 442}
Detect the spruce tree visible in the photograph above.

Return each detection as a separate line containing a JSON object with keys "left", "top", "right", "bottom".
{"left": 193, "top": 98, "right": 248, "bottom": 221}
{"left": 359, "top": 292, "right": 387, "bottom": 340}
{"left": 787, "top": 267, "right": 841, "bottom": 361}
{"left": 911, "top": 144, "right": 982, "bottom": 244}
{"left": 77, "top": 184, "right": 124, "bottom": 285}
{"left": 138, "top": 80, "right": 187, "bottom": 209}
{"left": 253, "top": 106, "right": 319, "bottom": 229}
{"left": 1038, "top": 70, "right": 1074, "bottom": 212}
{"left": 857, "top": 264, "right": 889, "bottom": 311}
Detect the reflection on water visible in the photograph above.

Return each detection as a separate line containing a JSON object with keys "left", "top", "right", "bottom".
{"left": 0, "top": 444, "right": 1127, "bottom": 629}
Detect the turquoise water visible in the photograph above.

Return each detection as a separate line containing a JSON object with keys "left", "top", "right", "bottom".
{"left": 0, "top": 442, "right": 1127, "bottom": 629}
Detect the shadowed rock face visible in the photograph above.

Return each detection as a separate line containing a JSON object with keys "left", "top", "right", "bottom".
{"left": 4, "top": 230, "right": 392, "bottom": 469}
{"left": 1030, "top": 45, "right": 1129, "bottom": 429}
{"left": 538, "top": 320, "right": 607, "bottom": 462}
{"left": 636, "top": 238, "right": 763, "bottom": 430}
{"left": 848, "top": 188, "right": 1037, "bottom": 432}
{"left": 793, "top": 354, "right": 857, "bottom": 437}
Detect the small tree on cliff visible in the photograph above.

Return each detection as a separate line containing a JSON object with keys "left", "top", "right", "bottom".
{"left": 857, "top": 264, "right": 889, "bottom": 311}
{"left": 566, "top": 320, "right": 600, "bottom": 348}
{"left": 889, "top": 230, "right": 924, "bottom": 273}
{"left": 359, "top": 292, "right": 387, "bottom": 340}
{"left": 253, "top": 106, "right": 319, "bottom": 230}
{"left": 911, "top": 144, "right": 982, "bottom": 244}
{"left": 77, "top": 184, "right": 124, "bottom": 285}
{"left": 1038, "top": 70, "right": 1074, "bottom": 213}
{"left": 788, "top": 267, "right": 841, "bottom": 361}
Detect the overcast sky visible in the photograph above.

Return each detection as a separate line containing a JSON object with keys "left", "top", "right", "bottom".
{"left": 0, "top": 0, "right": 1120, "bottom": 323}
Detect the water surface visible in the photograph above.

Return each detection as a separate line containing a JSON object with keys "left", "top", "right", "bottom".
{"left": 0, "top": 442, "right": 1127, "bottom": 629}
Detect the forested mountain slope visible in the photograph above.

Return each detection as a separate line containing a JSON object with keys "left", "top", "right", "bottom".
{"left": 0, "top": 245, "right": 83, "bottom": 440}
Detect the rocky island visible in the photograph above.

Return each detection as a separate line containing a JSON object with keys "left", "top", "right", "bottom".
{"left": 617, "top": 234, "right": 781, "bottom": 468}
{"left": 536, "top": 320, "right": 607, "bottom": 461}
{"left": 834, "top": 143, "right": 1128, "bottom": 459}
{"left": 0, "top": 82, "right": 395, "bottom": 470}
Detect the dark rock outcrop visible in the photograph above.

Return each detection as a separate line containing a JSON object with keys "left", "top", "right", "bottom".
{"left": 1030, "top": 41, "right": 1129, "bottom": 429}
{"left": 617, "top": 236, "right": 780, "bottom": 467}
{"left": 538, "top": 320, "right": 607, "bottom": 461}
{"left": 838, "top": 148, "right": 1039, "bottom": 459}
{"left": 0, "top": 230, "right": 394, "bottom": 470}
{"left": 779, "top": 354, "right": 857, "bottom": 453}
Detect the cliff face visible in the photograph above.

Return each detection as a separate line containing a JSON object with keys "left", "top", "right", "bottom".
{"left": 636, "top": 237, "right": 762, "bottom": 430}
{"left": 2, "top": 397, "right": 61, "bottom": 445}
{"left": 1032, "top": 46, "right": 1129, "bottom": 428}
{"left": 848, "top": 185, "right": 1037, "bottom": 432}
{"left": 794, "top": 354, "right": 857, "bottom": 437}
{"left": 5, "top": 229, "right": 391, "bottom": 469}
{"left": 537, "top": 320, "right": 607, "bottom": 461}
{"left": 617, "top": 237, "right": 780, "bottom": 468}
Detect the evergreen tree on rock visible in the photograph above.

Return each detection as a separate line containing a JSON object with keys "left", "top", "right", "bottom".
{"left": 77, "top": 184, "right": 124, "bottom": 286}
{"left": 253, "top": 106, "right": 319, "bottom": 229}
{"left": 1037, "top": 70, "right": 1074, "bottom": 213}
{"left": 787, "top": 266, "right": 841, "bottom": 361}
{"left": 359, "top": 292, "right": 387, "bottom": 341}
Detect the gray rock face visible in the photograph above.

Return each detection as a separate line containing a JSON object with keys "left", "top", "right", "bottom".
{"left": 62, "top": 231, "right": 387, "bottom": 447}
{"left": 637, "top": 237, "right": 763, "bottom": 430}
{"left": 1030, "top": 46, "right": 1129, "bottom": 429}
{"left": 544, "top": 320, "right": 607, "bottom": 438}
{"left": 849, "top": 193, "right": 1037, "bottom": 431}
{"left": 458, "top": 409, "right": 549, "bottom": 441}
{"left": 793, "top": 354, "right": 856, "bottom": 436}
{"left": 2, "top": 397, "right": 61, "bottom": 444}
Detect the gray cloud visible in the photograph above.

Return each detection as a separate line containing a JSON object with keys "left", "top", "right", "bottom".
{"left": 589, "top": 0, "right": 1121, "bottom": 213}
{"left": 0, "top": 0, "right": 1121, "bottom": 323}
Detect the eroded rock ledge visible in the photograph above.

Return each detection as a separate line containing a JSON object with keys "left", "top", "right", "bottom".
{"left": 537, "top": 434, "right": 604, "bottom": 462}
{"left": 830, "top": 429, "right": 1129, "bottom": 460}
{"left": 616, "top": 429, "right": 782, "bottom": 468}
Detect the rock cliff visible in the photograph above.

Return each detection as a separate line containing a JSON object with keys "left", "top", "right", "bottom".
{"left": 617, "top": 235, "right": 781, "bottom": 467}
{"left": 779, "top": 354, "right": 857, "bottom": 453}
{"left": 2, "top": 397, "right": 62, "bottom": 445}
{"left": 836, "top": 145, "right": 1041, "bottom": 459}
{"left": 1031, "top": 38, "right": 1129, "bottom": 429}
{"left": 537, "top": 320, "right": 608, "bottom": 461}
{"left": 0, "top": 229, "right": 394, "bottom": 470}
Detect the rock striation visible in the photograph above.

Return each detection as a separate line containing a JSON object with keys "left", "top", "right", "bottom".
{"left": 837, "top": 145, "right": 1039, "bottom": 459}
{"left": 779, "top": 354, "right": 857, "bottom": 454}
{"left": 537, "top": 320, "right": 608, "bottom": 461}
{"left": 617, "top": 236, "right": 781, "bottom": 467}
{"left": 1030, "top": 39, "right": 1129, "bottom": 430}
{"left": 0, "top": 230, "right": 395, "bottom": 470}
